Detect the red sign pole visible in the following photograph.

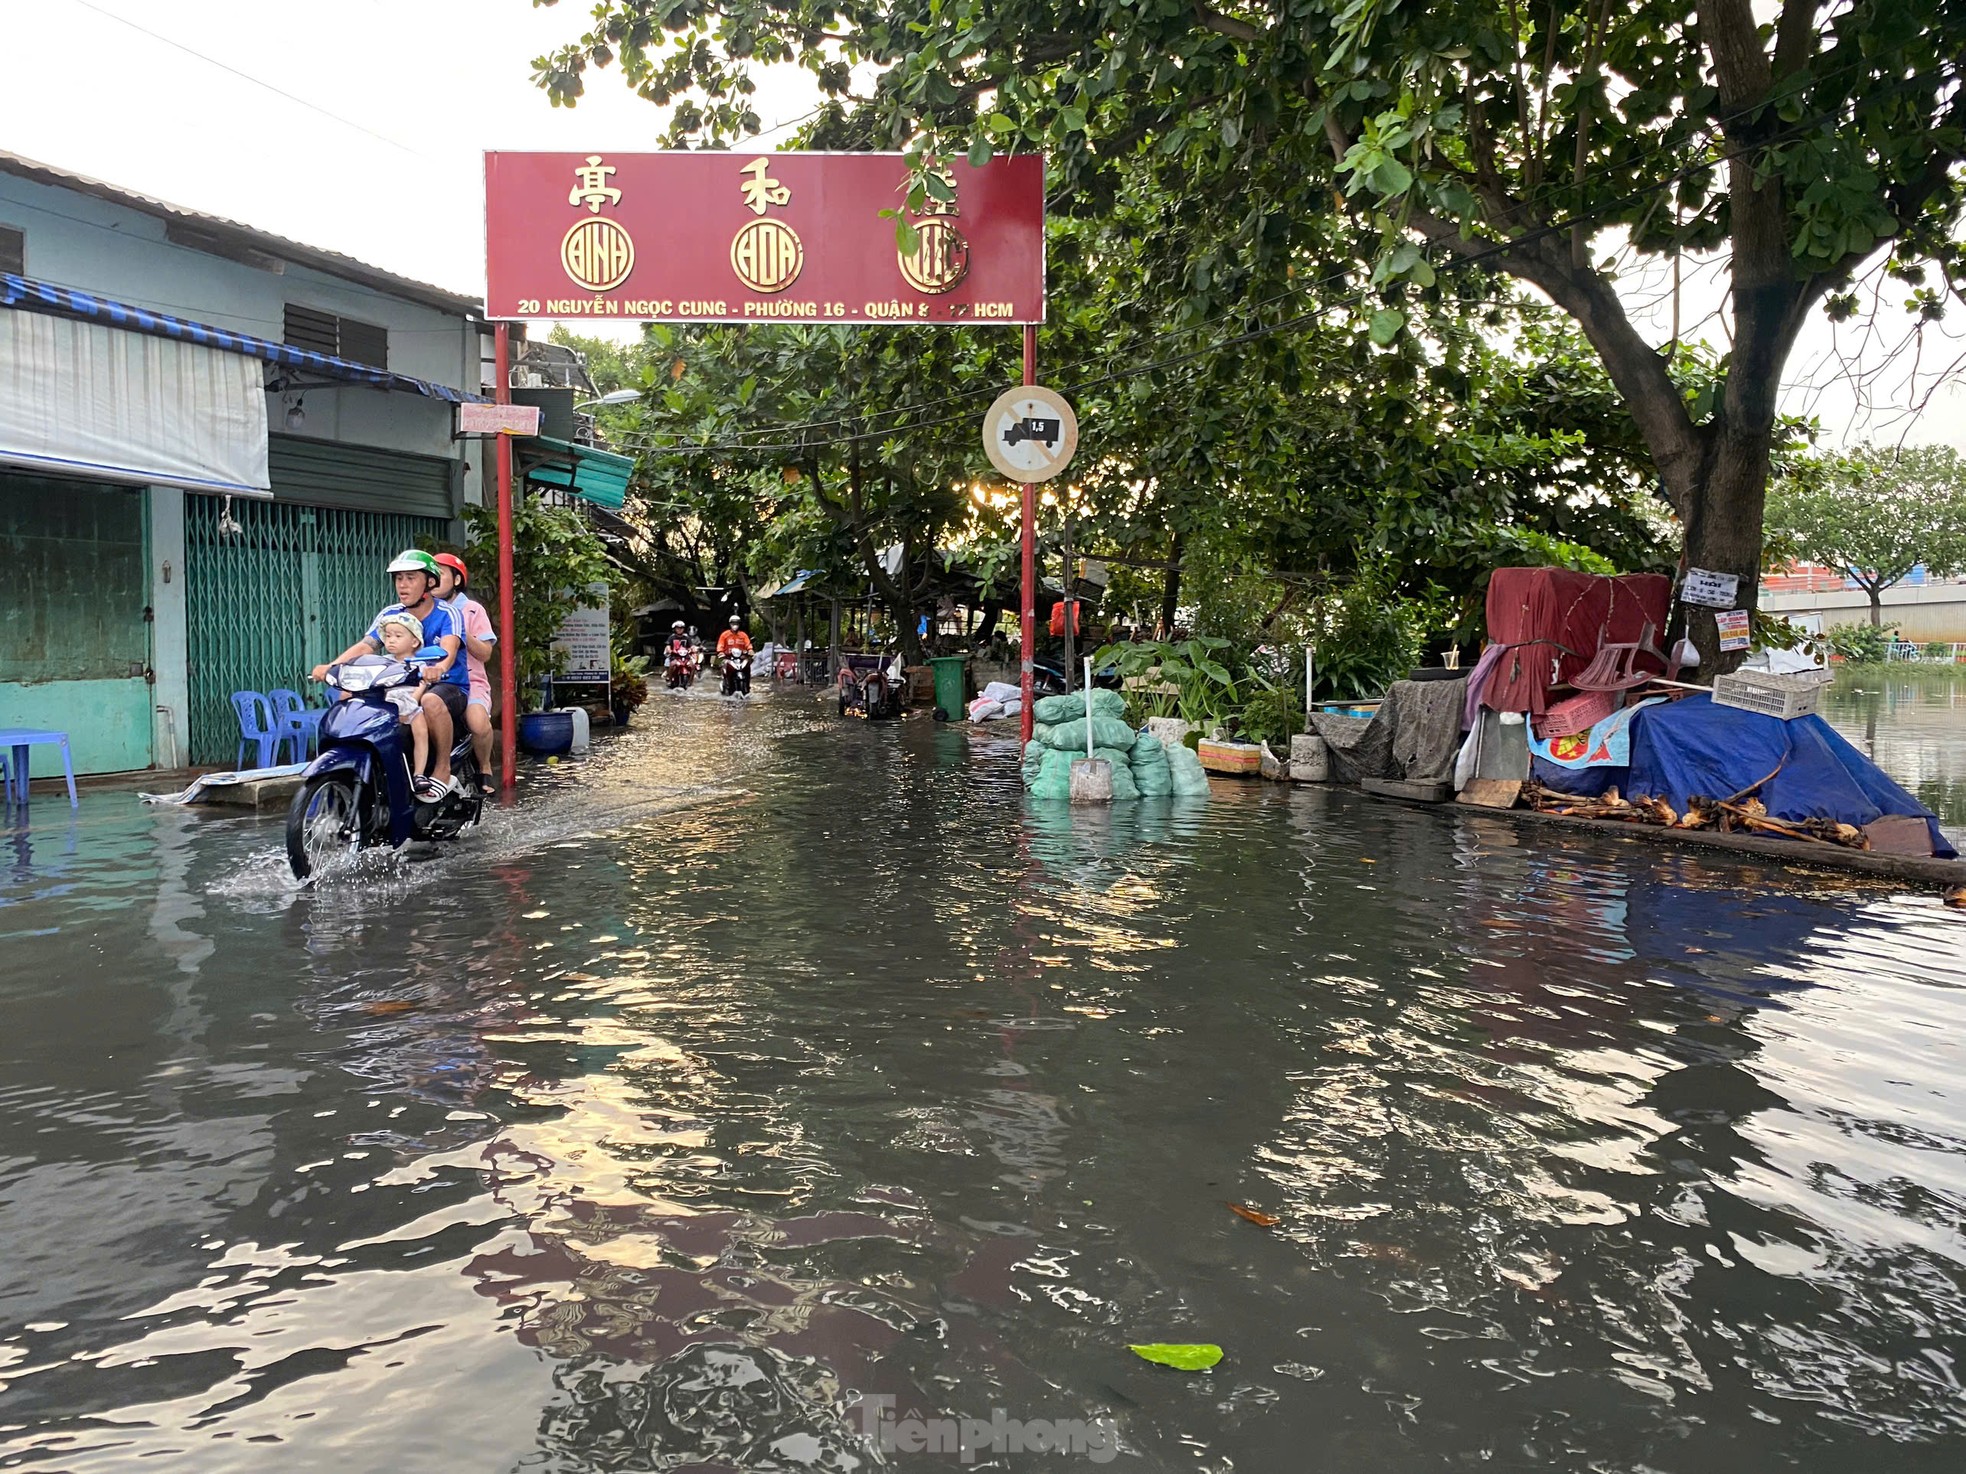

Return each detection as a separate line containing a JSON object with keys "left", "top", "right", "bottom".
{"left": 1019, "top": 323, "right": 1037, "bottom": 747}
{"left": 494, "top": 322, "right": 518, "bottom": 795}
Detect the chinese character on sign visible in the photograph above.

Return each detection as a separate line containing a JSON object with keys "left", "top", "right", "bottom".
{"left": 568, "top": 156, "right": 622, "bottom": 214}
{"left": 738, "top": 158, "right": 791, "bottom": 216}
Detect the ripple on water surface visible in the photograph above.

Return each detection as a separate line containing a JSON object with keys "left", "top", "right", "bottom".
{"left": 0, "top": 695, "right": 1963, "bottom": 1472}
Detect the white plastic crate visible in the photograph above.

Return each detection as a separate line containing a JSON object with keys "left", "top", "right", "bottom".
{"left": 1711, "top": 669, "right": 1824, "bottom": 720}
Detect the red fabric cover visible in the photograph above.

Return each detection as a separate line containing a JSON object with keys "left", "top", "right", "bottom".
{"left": 1481, "top": 569, "right": 1673, "bottom": 714}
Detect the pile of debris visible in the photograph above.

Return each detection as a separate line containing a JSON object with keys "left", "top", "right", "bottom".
{"left": 1523, "top": 769, "right": 1871, "bottom": 850}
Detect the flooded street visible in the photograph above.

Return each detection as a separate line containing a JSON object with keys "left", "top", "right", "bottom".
{"left": 3, "top": 690, "right": 1965, "bottom": 1472}
{"left": 1822, "top": 675, "right": 1966, "bottom": 850}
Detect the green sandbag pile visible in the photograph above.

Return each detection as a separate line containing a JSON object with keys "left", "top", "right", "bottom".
{"left": 1022, "top": 713, "right": 1209, "bottom": 801}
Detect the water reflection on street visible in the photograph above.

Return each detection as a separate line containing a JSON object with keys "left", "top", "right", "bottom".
{"left": 1823, "top": 675, "right": 1966, "bottom": 849}
{"left": 2, "top": 688, "right": 1963, "bottom": 1472}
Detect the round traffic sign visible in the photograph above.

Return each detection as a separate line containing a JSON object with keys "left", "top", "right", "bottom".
{"left": 984, "top": 384, "right": 1078, "bottom": 484}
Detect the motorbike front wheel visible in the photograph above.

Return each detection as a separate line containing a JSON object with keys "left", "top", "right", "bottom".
{"left": 286, "top": 772, "right": 364, "bottom": 881}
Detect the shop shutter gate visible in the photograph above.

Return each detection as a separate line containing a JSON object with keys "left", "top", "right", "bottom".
{"left": 184, "top": 494, "right": 447, "bottom": 763}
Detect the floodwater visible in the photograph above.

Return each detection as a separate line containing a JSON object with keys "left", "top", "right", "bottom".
{"left": 1822, "top": 675, "right": 1966, "bottom": 849}
{"left": 3, "top": 689, "right": 1965, "bottom": 1473}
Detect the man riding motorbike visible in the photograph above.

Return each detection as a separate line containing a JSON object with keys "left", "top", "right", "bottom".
{"left": 716, "top": 615, "right": 753, "bottom": 694}
{"left": 313, "top": 550, "right": 465, "bottom": 795}
{"left": 664, "top": 620, "right": 696, "bottom": 688}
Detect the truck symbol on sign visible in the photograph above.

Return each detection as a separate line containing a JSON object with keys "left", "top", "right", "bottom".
{"left": 1002, "top": 416, "right": 1062, "bottom": 450}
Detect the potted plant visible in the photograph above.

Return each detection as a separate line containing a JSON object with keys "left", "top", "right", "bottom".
{"left": 1091, "top": 635, "right": 1258, "bottom": 769}
{"left": 610, "top": 652, "right": 651, "bottom": 726}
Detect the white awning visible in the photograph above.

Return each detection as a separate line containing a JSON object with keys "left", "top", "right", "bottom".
{"left": 0, "top": 307, "right": 270, "bottom": 496}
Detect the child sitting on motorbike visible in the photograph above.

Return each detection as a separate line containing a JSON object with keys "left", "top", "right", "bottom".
{"left": 337, "top": 611, "right": 443, "bottom": 800}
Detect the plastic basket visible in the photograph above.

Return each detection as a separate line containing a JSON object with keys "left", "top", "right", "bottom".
{"left": 1710, "top": 670, "right": 1823, "bottom": 720}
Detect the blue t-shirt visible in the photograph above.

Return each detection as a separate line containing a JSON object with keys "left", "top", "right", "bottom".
{"left": 369, "top": 602, "right": 467, "bottom": 686}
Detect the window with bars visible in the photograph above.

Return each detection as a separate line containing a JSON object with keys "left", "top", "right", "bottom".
{"left": 0, "top": 225, "right": 24, "bottom": 276}
{"left": 282, "top": 303, "right": 388, "bottom": 366}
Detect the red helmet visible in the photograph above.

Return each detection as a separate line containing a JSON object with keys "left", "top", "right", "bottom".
{"left": 434, "top": 552, "right": 468, "bottom": 586}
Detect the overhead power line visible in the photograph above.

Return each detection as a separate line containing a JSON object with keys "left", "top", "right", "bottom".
{"left": 65, "top": 0, "right": 421, "bottom": 156}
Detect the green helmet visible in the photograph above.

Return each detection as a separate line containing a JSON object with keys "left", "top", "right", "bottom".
{"left": 387, "top": 549, "right": 439, "bottom": 577}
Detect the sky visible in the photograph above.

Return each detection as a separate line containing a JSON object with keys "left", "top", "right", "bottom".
{"left": 2, "top": 0, "right": 1961, "bottom": 449}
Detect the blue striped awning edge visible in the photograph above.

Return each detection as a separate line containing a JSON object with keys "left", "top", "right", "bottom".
{"left": 0, "top": 271, "right": 488, "bottom": 404}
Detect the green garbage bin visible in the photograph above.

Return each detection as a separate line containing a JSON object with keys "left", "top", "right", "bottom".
{"left": 929, "top": 655, "right": 969, "bottom": 721}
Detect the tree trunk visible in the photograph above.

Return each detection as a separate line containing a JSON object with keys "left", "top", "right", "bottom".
{"left": 1160, "top": 532, "right": 1184, "bottom": 637}
{"left": 1869, "top": 586, "right": 1883, "bottom": 627}
{"left": 1679, "top": 426, "right": 1773, "bottom": 675}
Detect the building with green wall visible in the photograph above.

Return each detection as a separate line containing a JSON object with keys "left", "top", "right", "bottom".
{"left": 1, "top": 151, "right": 495, "bottom": 774}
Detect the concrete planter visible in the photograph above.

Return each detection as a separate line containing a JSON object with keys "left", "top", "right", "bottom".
{"left": 1290, "top": 733, "right": 1331, "bottom": 782}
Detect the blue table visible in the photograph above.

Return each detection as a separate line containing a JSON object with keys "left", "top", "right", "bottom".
{"left": 0, "top": 729, "right": 80, "bottom": 809}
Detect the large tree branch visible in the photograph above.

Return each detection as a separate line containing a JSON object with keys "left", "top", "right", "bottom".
{"left": 1773, "top": 0, "right": 1818, "bottom": 79}
{"left": 1194, "top": 4, "right": 1261, "bottom": 44}
{"left": 1408, "top": 208, "right": 1705, "bottom": 510}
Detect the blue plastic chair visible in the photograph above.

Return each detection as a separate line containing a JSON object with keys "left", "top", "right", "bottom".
{"left": 269, "top": 688, "right": 324, "bottom": 760}
{"left": 231, "top": 691, "right": 296, "bottom": 770}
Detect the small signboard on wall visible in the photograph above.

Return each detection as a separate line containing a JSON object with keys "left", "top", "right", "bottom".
{"left": 552, "top": 583, "right": 611, "bottom": 684}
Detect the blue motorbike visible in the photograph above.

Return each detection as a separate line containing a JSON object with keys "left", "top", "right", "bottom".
{"left": 285, "top": 657, "right": 484, "bottom": 880}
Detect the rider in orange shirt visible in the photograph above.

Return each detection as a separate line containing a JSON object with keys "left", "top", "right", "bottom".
{"left": 716, "top": 615, "right": 753, "bottom": 660}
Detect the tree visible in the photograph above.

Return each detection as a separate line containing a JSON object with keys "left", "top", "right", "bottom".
{"left": 1766, "top": 443, "right": 1966, "bottom": 625}
{"left": 535, "top": 0, "right": 1966, "bottom": 670}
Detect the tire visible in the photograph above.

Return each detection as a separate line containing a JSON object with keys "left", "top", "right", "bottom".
{"left": 286, "top": 772, "right": 363, "bottom": 880}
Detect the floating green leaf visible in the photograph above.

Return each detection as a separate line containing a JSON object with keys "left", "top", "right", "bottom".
{"left": 1128, "top": 1343, "right": 1223, "bottom": 1371}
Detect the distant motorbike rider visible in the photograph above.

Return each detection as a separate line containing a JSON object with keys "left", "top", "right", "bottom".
{"left": 717, "top": 616, "right": 754, "bottom": 695}
{"left": 665, "top": 620, "right": 694, "bottom": 664}
{"left": 716, "top": 615, "right": 753, "bottom": 663}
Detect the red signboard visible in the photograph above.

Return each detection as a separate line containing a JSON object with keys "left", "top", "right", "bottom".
{"left": 484, "top": 151, "right": 1045, "bottom": 325}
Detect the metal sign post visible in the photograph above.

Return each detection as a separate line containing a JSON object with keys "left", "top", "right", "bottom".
{"left": 1020, "top": 326, "right": 1037, "bottom": 744}
{"left": 494, "top": 323, "right": 517, "bottom": 795}
{"left": 987, "top": 369, "right": 1081, "bottom": 747}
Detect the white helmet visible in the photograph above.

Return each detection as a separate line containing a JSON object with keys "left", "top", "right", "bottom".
{"left": 672, "top": 619, "right": 686, "bottom": 630}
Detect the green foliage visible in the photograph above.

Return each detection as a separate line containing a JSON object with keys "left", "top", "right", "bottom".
{"left": 461, "top": 498, "right": 612, "bottom": 707}
{"left": 1824, "top": 622, "right": 1897, "bottom": 664}
{"left": 1235, "top": 686, "right": 1306, "bottom": 748}
{"left": 1767, "top": 444, "right": 1966, "bottom": 609}
{"left": 535, "top": 0, "right": 1966, "bottom": 670}
{"left": 1305, "top": 577, "right": 1428, "bottom": 701}
{"left": 1091, "top": 636, "right": 1240, "bottom": 732}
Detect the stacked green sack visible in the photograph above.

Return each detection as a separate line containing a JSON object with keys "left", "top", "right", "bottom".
{"left": 1165, "top": 737, "right": 1213, "bottom": 798}
{"left": 1032, "top": 689, "right": 1128, "bottom": 725}
{"left": 1022, "top": 739, "right": 1139, "bottom": 799}
{"left": 1130, "top": 731, "right": 1174, "bottom": 796}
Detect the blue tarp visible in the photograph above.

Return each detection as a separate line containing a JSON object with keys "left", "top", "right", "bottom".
{"left": 1533, "top": 694, "right": 1954, "bottom": 858}
{"left": 1, "top": 272, "right": 486, "bottom": 403}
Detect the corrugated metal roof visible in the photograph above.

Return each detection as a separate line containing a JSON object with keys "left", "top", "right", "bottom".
{"left": 518, "top": 436, "right": 633, "bottom": 511}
